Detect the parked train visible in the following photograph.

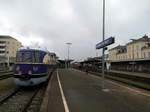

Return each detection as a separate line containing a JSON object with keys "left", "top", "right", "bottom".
{"left": 13, "top": 47, "right": 57, "bottom": 86}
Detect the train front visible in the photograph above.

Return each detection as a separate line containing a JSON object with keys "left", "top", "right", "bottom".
{"left": 14, "top": 49, "right": 49, "bottom": 86}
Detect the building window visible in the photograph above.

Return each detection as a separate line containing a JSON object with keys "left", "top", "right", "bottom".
{"left": 137, "top": 53, "right": 139, "bottom": 58}
{"left": 0, "top": 41, "right": 6, "bottom": 44}
{"left": 0, "top": 51, "right": 5, "bottom": 53}
{"left": 147, "top": 52, "right": 149, "bottom": 58}
{"left": 147, "top": 43, "right": 150, "bottom": 47}
{"left": 0, "top": 51, "right": 5, "bottom": 54}
{"left": 144, "top": 52, "right": 146, "bottom": 58}
{"left": 0, "top": 46, "right": 5, "bottom": 48}
{"left": 149, "top": 52, "right": 150, "bottom": 58}
{"left": 136, "top": 46, "right": 139, "bottom": 50}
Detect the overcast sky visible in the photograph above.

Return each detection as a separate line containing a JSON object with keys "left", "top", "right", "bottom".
{"left": 0, "top": 0, "right": 150, "bottom": 61}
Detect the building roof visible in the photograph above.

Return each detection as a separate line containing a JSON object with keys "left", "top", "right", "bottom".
{"left": 58, "top": 59, "right": 73, "bottom": 63}
{"left": 109, "top": 35, "right": 150, "bottom": 52}
{"left": 109, "top": 45, "right": 126, "bottom": 51}
{"left": 0, "top": 35, "right": 17, "bottom": 40}
{"left": 49, "top": 52, "right": 56, "bottom": 56}
{"left": 127, "top": 35, "right": 150, "bottom": 45}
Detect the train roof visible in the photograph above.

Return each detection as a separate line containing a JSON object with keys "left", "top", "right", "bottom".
{"left": 20, "top": 46, "right": 47, "bottom": 51}
{"left": 18, "top": 47, "right": 56, "bottom": 56}
{"left": 18, "top": 48, "right": 45, "bottom": 52}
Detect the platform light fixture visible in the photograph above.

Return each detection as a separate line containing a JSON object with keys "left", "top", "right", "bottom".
{"left": 102, "top": 0, "right": 106, "bottom": 90}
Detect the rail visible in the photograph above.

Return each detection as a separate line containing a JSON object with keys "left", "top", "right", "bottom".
{"left": 0, "top": 72, "right": 13, "bottom": 80}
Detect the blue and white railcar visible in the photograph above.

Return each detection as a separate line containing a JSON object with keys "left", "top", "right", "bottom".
{"left": 14, "top": 48, "right": 57, "bottom": 86}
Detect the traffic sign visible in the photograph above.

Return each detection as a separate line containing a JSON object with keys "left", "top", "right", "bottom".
{"left": 96, "top": 37, "right": 115, "bottom": 49}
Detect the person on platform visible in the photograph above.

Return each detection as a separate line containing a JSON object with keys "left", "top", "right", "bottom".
{"left": 85, "top": 64, "right": 89, "bottom": 74}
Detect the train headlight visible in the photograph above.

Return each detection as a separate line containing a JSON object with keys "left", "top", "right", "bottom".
{"left": 18, "top": 71, "right": 22, "bottom": 75}
{"left": 28, "top": 70, "right": 32, "bottom": 75}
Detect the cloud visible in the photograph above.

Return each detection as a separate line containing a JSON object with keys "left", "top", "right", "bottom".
{"left": 0, "top": 0, "right": 150, "bottom": 60}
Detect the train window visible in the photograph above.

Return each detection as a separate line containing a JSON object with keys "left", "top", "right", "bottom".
{"left": 16, "top": 52, "right": 22, "bottom": 62}
{"left": 23, "top": 52, "right": 32, "bottom": 62}
{"left": 16, "top": 51, "right": 32, "bottom": 62}
{"left": 33, "top": 52, "right": 40, "bottom": 63}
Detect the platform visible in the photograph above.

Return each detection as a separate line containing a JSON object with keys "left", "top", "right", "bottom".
{"left": 40, "top": 69, "right": 150, "bottom": 112}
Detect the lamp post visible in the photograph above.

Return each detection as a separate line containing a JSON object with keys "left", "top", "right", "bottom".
{"left": 66, "top": 43, "right": 72, "bottom": 68}
{"left": 102, "top": 0, "right": 105, "bottom": 89}
{"left": 130, "top": 39, "right": 136, "bottom": 72}
{"left": 5, "top": 45, "right": 10, "bottom": 70}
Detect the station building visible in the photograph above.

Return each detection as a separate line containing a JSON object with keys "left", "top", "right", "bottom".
{"left": 43, "top": 52, "right": 58, "bottom": 65}
{"left": 109, "top": 35, "right": 150, "bottom": 72}
{"left": 72, "top": 55, "right": 110, "bottom": 72}
{"left": 0, "top": 35, "right": 22, "bottom": 70}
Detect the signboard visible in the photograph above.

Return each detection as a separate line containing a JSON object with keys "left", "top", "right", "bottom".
{"left": 96, "top": 37, "right": 115, "bottom": 49}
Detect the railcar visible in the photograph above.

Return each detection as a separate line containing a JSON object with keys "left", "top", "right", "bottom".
{"left": 13, "top": 48, "right": 57, "bottom": 86}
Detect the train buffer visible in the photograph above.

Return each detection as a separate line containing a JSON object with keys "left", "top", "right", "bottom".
{"left": 40, "top": 69, "right": 150, "bottom": 112}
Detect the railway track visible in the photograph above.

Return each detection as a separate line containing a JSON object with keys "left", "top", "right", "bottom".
{"left": 91, "top": 71, "right": 150, "bottom": 90}
{"left": 0, "top": 84, "right": 46, "bottom": 112}
{"left": 0, "top": 72, "right": 14, "bottom": 80}
{"left": 75, "top": 68, "right": 150, "bottom": 90}
{"left": 0, "top": 87, "right": 20, "bottom": 105}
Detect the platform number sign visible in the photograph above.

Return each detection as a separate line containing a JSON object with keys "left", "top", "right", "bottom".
{"left": 96, "top": 37, "right": 115, "bottom": 49}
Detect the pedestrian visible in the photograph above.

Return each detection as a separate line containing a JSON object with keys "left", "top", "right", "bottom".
{"left": 85, "top": 65, "right": 89, "bottom": 74}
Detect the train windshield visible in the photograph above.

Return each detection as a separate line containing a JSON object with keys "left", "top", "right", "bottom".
{"left": 16, "top": 51, "right": 41, "bottom": 63}
{"left": 32, "top": 52, "right": 40, "bottom": 63}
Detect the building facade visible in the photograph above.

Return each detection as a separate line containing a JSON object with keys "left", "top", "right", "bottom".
{"left": 43, "top": 52, "right": 58, "bottom": 65}
{"left": 109, "top": 45, "right": 127, "bottom": 61}
{"left": 0, "top": 35, "right": 22, "bottom": 69}
{"left": 109, "top": 35, "right": 150, "bottom": 62}
{"left": 109, "top": 35, "right": 150, "bottom": 72}
{"left": 0, "top": 35, "right": 22, "bottom": 58}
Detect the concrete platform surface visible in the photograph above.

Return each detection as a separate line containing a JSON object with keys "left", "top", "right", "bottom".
{"left": 47, "top": 69, "right": 150, "bottom": 112}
